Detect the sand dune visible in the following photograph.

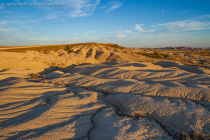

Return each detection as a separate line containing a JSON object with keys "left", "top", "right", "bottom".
{"left": 0, "top": 44, "right": 210, "bottom": 139}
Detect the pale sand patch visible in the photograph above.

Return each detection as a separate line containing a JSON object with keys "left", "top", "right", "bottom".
{"left": 90, "top": 108, "right": 173, "bottom": 140}
{"left": 105, "top": 94, "right": 210, "bottom": 134}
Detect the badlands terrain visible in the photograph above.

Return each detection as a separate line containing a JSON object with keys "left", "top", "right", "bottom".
{"left": 0, "top": 43, "right": 210, "bottom": 140}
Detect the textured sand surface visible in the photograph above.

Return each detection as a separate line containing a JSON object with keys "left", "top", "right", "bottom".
{"left": 0, "top": 45, "right": 210, "bottom": 139}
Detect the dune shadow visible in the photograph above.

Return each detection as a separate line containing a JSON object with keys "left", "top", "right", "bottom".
{"left": 0, "top": 69, "right": 9, "bottom": 72}
{"left": 20, "top": 107, "right": 101, "bottom": 140}
{"left": 120, "top": 62, "right": 147, "bottom": 67}
{"left": 3, "top": 93, "right": 104, "bottom": 140}
{"left": 101, "top": 61, "right": 123, "bottom": 66}
{"left": 154, "top": 61, "right": 205, "bottom": 74}
{"left": 0, "top": 90, "right": 62, "bottom": 129}
{"left": 150, "top": 81, "right": 182, "bottom": 87}
{"left": 40, "top": 61, "right": 148, "bottom": 75}
{"left": 0, "top": 77, "right": 20, "bottom": 91}
{"left": 136, "top": 69, "right": 174, "bottom": 72}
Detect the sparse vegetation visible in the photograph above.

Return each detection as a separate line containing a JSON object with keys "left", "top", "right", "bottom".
{"left": 41, "top": 98, "right": 50, "bottom": 106}
{"left": 0, "top": 45, "right": 69, "bottom": 53}
{"left": 176, "top": 131, "right": 210, "bottom": 140}
{"left": 109, "top": 44, "right": 125, "bottom": 49}
{"left": 28, "top": 73, "right": 45, "bottom": 82}
{"left": 64, "top": 45, "right": 74, "bottom": 53}
{"left": 135, "top": 51, "right": 172, "bottom": 60}
{"left": 1, "top": 43, "right": 209, "bottom": 68}
{"left": 167, "top": 50, "right": 210, "bottom": 56}
{"left": 68, "top": 50, "right": 75, "bottom": 53}
{"left": 0, "top": 43, "right": 125, "bottom": 53}
{"left": 134, "top": 51, "right": 200, "bottom": 65}
{"left": 65, "top": 45, "right": 70, "bottom": 51}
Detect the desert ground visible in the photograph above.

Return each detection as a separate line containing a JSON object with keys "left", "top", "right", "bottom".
{"left": 0, "top": 43, "right": 210, "bottom": 140}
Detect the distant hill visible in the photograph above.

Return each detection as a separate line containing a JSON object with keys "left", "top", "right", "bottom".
{"left": 159, "top": 46, "right": 210, "bottom": 51}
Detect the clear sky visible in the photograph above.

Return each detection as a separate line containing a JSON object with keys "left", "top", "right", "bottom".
{"left": 0, "top": 0, "right": 210, "bottom": 48}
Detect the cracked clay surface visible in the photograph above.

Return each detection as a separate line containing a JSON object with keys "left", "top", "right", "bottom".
{"left": 1, "top": 61, "right": 210, "bottom": 140}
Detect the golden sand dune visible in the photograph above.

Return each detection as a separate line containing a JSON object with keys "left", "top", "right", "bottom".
{"left": 0, "top": 43, "right": 210, "bottom": 139}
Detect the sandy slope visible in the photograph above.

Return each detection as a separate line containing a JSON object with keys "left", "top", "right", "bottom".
{"left": 0, "top": 45, "right": 210, "bottom": 139}
{"left": 0, "top": 45, "right": 142, "bottom": 69}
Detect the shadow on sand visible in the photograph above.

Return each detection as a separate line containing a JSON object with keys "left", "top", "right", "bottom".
{"left": 154, "top": 61, "right": 205, "bottom": 74}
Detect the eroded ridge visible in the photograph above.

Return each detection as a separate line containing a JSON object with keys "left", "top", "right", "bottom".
{"left": 46, "top": 62, "right": 210, "bottom": 102}
{"left": 0, "top": 59, "right": 210, "bottom": 139}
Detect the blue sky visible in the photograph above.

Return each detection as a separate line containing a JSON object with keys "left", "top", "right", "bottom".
{"left": 0, "top": 0, "right": 210, "bottom": 48}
